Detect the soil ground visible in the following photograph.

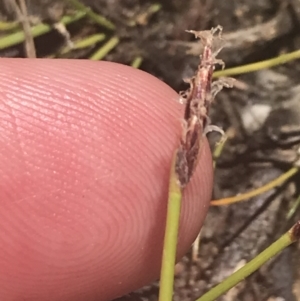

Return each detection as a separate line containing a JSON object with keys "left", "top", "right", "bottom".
{"left": 1, "top": 1, "right": 300, "bottom": 301}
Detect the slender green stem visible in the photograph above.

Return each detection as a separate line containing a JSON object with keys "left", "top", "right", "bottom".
{"left": 89, "top": 36, "right": 119, "bottom": 60}
{"left": 212, "top": 135, "right": 227, "bottom": 169}
{"left": 131, "top": 56, "right": 143, "bottom": 69}
{"left": 66, "top": 0, "right": 115, "bottom": 30}
{"left": 0, "top": 21, "right": 19, "bottom": 31}
{"left": 214, "top": 49, "right": 300, "bottom": 78}
{"left": 147, "top": 3, "right": 162, "bottom": 14}
{"left": 59, "top": 33, "right": 106, "bottom": 55}
{"left": 158, "top": 151, "right": 182, "bottom": 301}
{"left": 0, "top": 11, "right": 86, "bottom": 50}
{"left": 211, "top": 167, "right": 299, "bottom": 206}
{"left": 196, "top": 221, "right": 300, "bottom": 301}
{"left": 72, "top": 33, "right": 106, "bottom": 49}
{"left": 127, "top": 3, "right": 162, "bottom": 27}
{"left": 286, "top": 194, "right": 300, "bottom": 220}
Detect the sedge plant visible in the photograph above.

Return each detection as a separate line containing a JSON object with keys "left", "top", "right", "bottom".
{"left": 158, "top": 26, "right": 300, "bottom": 301}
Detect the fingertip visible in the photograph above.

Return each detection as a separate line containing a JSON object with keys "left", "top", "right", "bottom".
{"left": 0, "top": 59, "right": 213, "bottom": 300}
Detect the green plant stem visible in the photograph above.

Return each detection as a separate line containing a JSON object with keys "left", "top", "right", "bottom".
{"left": 0, "top": 11, "right": 85, "bottom": 50}
{"left": 158, "top": 151, "right": 182, "bottom": 301}
{"left": 72, "top": 33, "right": 106, "bottom": 49}
{"left": 131, "top": 56, "right": 143, "bottom": 68}
{"left": 66, "top": 0, "right": 115, "bottom": 30}
{"left": 89, "top": 36, "right": 119, "bottom": 60}
{"left": 211, "top": 166, "right": 299, "bottom": 206}
{"left": 0, "top": 21, "right": 19, "bottom": 31}
{"left": 60, "top": 33, "right": 106, "bottom": 54}
{"left": 213, "top": 135, "right": 227, "bottom": 169}
{"left": 287, "top": 194, "right": 300, "bottom": 220}
{"left": 196, "top": 222, "right": 300, "bottom": 301}
{"left": 214, "top": 49, "right": 300, "bottom": 78}
{"left": 148, "top": 3, "right": 162, "bottom": 15}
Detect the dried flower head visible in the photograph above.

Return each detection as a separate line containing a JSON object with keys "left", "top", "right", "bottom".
{"left": 175, "top": 26, "right": 234, "bottom": 188}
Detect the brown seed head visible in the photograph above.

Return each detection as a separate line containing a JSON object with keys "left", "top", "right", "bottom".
{"left": 175, "top": 26, "right": 231, "bottom": 188}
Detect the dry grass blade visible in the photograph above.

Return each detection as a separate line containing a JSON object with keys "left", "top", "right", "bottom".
{"left": 10, "top": 0, "right": 36, "bottom": 58}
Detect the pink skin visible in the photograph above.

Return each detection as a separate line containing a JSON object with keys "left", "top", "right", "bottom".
{"left": 0, "top": 59, "right": 213, "bottom": 301}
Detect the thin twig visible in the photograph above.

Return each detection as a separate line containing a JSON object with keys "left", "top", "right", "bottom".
{"left": 11, "top": 0, "right": 36, "bottom": 58}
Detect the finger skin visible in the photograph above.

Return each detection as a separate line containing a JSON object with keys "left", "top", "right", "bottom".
{"left": 0, "top": 59, "right": 213, "bottom": 301}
